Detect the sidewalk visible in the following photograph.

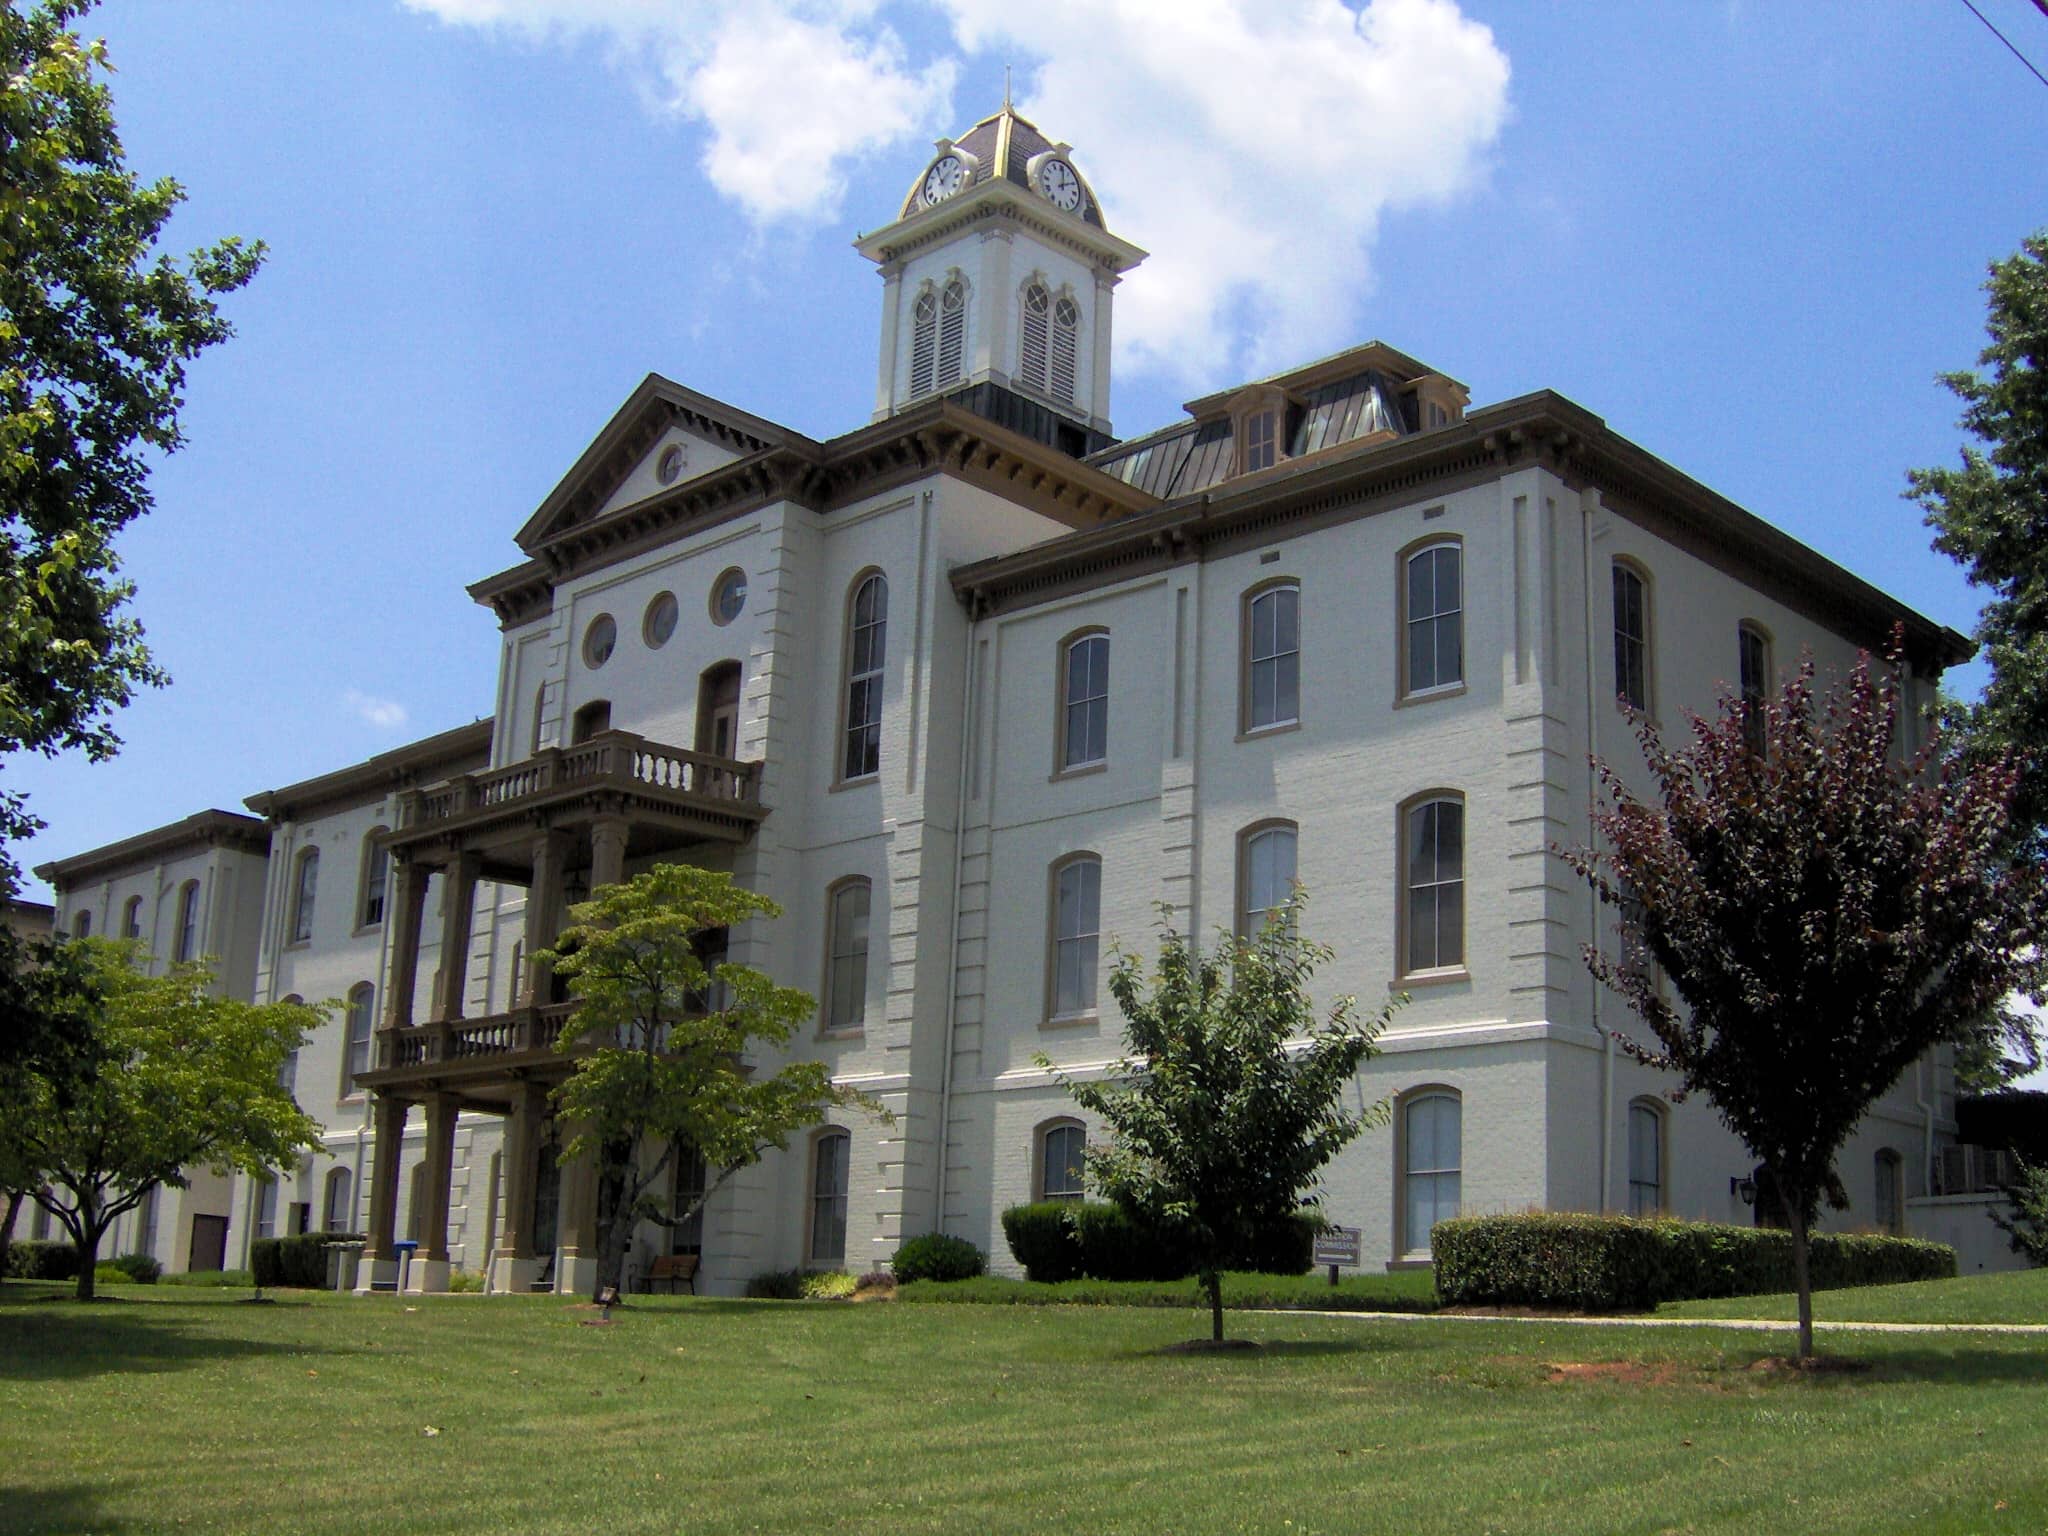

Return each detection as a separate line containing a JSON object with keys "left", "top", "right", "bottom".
{"left": 1282, "top": 1309, "right": 2048, "bottom": 1335}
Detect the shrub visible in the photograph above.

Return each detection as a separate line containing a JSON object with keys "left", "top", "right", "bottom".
{"left": 4, "top": 1240, "right": 82, "bottom": 1281}
{"left": 250, "top": 1232, "right": 363, "bottom": 1289}
{"left": 799, "top": 1270, "right": 857, "bottom": 1300}
{"left": 446, "top": 1269, "right": 484, "bottom": 1293}
{"left": 159, "top": 1268, "right": 255, "bottom": 1288}
{"left": 891, "top": 1232, "right": 985, "bottom": 1283}
{"left": 1001, "top": 1202, "right": 1084, "bottom": 1283}
{"left": 1432, "top": 1213, "right": 1957, "bottom": 1311}
{"left": 745, "top": 1268, "right": 804, "bottom": 1299}
{"left": 1000, "top": 1201, "right": 1316, "bottom": 1282}
{"left": 854, "top": 1268, "right": 896, "bottom": 1293}
{"left": 109, "top": 1252, "right": 162, "bottom": 1284}
{"left": 1992, "top": 1156, "right": 2048, "bottom": 1267}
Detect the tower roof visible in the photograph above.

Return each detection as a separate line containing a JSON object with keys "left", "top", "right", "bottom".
{"left": 897, "top": 105, "right": 1107, "bottom": 230}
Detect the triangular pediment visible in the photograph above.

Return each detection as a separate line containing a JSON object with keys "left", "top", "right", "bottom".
{"left": 514, "top": 376, "right": 800, "bottom": 555}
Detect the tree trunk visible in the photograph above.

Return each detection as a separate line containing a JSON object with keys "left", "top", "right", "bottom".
{"left": 1205, "top": 1269, "right": 1224, "bottom": 1343}
{"left": 1780, "top": 1182, "right": 1815, "bottom": 1362}
{"left": 0, "top": 1190, "right": 22, "bottom": 1269}
{"left": 72, "top": 1215, "right": 106, "bottom": 1302}
{"left": 592, "top": 1139, "right": 638, "bottom": 1300}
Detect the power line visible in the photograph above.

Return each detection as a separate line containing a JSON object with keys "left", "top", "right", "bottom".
{"left": 1959, "top": 0, "right": 2048, "bottom": 90}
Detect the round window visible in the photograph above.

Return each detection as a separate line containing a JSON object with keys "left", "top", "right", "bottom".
{"left": 582, "top": 614, "right": 617, "bottom": 669}
{"left": 710, "top": 567, "right": 748, "bottom": 626}
{"left": 642, "top": 591, "right": 679, "bottom": 649}
{"left": 656, "top": 443, "right": 687, "bottom": 485}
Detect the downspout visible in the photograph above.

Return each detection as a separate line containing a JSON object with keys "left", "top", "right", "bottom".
{"left": 931, "top": 597, "right": 980, "bottom": 1236}
{"left": 1581, "top": 494, "right": 1613, "bottom": 1212}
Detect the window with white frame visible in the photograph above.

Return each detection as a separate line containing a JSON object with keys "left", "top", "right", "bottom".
{"left": 824, "top": 880, "right": 870, "bottom": 1033}
{"left": 1244, "top": 583, "right": 1300, "bottom": 732}
{"left": 1059, "top": 632, "right": 1109, "bottom": 770}
{"left": 255, "top": 1176, "right": 278, "bottom": 1241}
{"left": 1019, "top": 281, "right": 1051, "bottom": 395}
{"left": 1048, "top": 855, "right": 1101, "bottom": 1019}
{"left": 175, "top": 880, "right": 200, "bottom": 962}
{"left": 842, "top": 573, "right": 887, "bottom": 782}
{"left": 343, "top": 982, "right": 375, "bottom": 1092}
{"left": 291, "top": 848, "right": 319, "bottom": 944}
{"left": 1243, "top": 409, "right": 1277, "bottom": 473}
{"left": 1628, "top": 1100, "right": 1663, "bottom": 1215}
{"left": 1040, "top": 1121, "right": 1087, "bottom": 1201}
{"left": 358, "top": 832, "right": 389, "bottom": 927}
{"left": 811, "top": 1131, "right": 850, "bottom": 1265}
{"left": 1613, "top": 563, "right": 1650, "bottom": 712}
{"left": 323, "top": 1168, "right": 352, "bottom": 1233}
{"left": 1050, "top": 295, "right": 1080, "bottom": 405}
{"left": 1239, "top": 822, "right": 1298, "bottom": 936}
{"left": 909, "top": 286, "right": 939, "bottom": 397}
{"left": 1402, "top": 1090, "right": 1461, "bottom": 1257}
{"left": 1402, "top": 796, "right": 1465, "bottom": 974}
{"left": 936, "top": 276, "right": 967, "bottom": 390}
{"left": 672, "top": 1147, "right": 707, "bottom": 1256}
{"left": 1404, "top": 541, "right": 1463, "bottom": 695}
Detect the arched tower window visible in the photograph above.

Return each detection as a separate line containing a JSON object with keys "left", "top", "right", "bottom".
{"left": 935, "top": 276, "right": 968, "bottom": 390}
{"left": 908, "top": 286, "right": 939, "bottom": 397}
{"left": 1050, "top": 294, "right": 1080, "bottom": 405}
{"left": 1019, "top": 281, "right": 1051, "bottom": 395}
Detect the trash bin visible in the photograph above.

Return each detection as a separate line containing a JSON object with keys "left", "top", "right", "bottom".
{"left": 392, "top": 1239, "right": 418, "bottom": 1293}
{"left": 327, "top": 1239, "right": 365, "bottom": 1292}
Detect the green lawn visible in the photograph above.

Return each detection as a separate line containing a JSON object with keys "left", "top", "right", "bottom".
{"left": 3, "top": 1283, "right": 2043, "bottom": 1536}
{"left": 1657, "top": 1265, "right": 2048, "bottom": 1326}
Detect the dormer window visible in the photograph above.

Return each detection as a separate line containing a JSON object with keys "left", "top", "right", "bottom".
{"left": 1244, "top": 410, "right": 1277, "bottom": 473}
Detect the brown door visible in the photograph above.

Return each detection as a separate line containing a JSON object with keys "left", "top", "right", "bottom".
{"left": 188, "top": 1214, "right": 229, "bottom": 1273}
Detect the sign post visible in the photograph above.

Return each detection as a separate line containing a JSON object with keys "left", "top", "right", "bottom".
{"left": 1311, "top": 1225, "right": 1362, "bottom": 1287}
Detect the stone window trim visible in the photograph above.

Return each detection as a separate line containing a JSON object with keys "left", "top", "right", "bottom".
{"left": 836, "top": 568, "right": 889, "bottom": 788}
{"left": 806, "top": 1125, "right": 852, "bottom": 1269}
{"left": 1043, "top": 851, "right": 1103, "bottom": 1027}
{"left": 1396, "top": 790, "right": 1468, "bottom": 984}
{"left": 121, "top": 895, "right": 143, "bottom": 940}
{"left": 819, "top": 875, "right": 872, "bottom": 1038}
{"left": 1611, "top": 557, "right": 1655, "bottom": 717}
{"left": 1053, "top": 625, "right": 1111, "bottom": 777}
{"left": 1627, "top": 1096, "right": 1666, "bottom": 1217}
{"left": 323, "top": 1167, "right": 353, "bottom": 1233}
{"left": 1238, "top": 575, "right": 1302, "bottom": 738}
{"left": 355, "top": 827, "right": 391, "bottom": 933}
{"left": 1397, "top": 533, "right": 1466, "bottom": 704}
{"left": 1034, "top": 1116, "right": 1089, "bottom": 1202}
{"left": 1235, "top": 817, "right": 1299, "bottom": 940}
{"left": 1395, "top": 1084, "right": 1462, "bottom": 1261}
{"left": 338, "top": 981, "right": 375, "bottom": 1102}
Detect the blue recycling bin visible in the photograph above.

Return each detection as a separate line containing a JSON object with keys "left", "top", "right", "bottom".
{"left": 389, "top": 1238, "right": 419, "bottom": 1293}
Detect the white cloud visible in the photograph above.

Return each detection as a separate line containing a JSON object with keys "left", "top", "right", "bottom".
{"left": 344, "top": 690, "right": 409, "bottom": 731}
{"left": 402, "top": 0, "right": 1509, "bottom": 386}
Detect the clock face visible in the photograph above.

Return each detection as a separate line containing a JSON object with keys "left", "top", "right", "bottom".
{"left": 1039, "top": 159, "right": 1082, "bottom": 212}
{"left": 922, "top": 154, "right": 966, "bottom": 205}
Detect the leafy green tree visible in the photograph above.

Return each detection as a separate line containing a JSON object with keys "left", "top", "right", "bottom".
{"left": 0, "top": 925, "right": 102, "bottom": 1261}
{"left": 1991, "top": 1158, "right": 2048, "bottom": 1267}
{"left": 1563, "top": 645, "right": 2042, "bottom": 1360}
{"left": 1042, "top": 901, "right": 1396, "bottom": 1345}
{"left": 2, "top": 939, "right": 321, "bottom": 1298}
{"left": 539, "top": 864, "right": 885, "bottom": 1300}
{"left": 0, "top": 1, "right": 264, "bottom": 882}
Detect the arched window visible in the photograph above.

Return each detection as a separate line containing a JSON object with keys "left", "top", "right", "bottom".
{"left": 571, "top": 699, "right": 611, "bottom": 744}
{"left": 1238, "top": 821, "right": 1298, "bottom": 936}
{"left": 1058, "top": 630, "right": 1110, "bottom": 771}
{"left": 671, "top": 1146, "right": 708, "bottom": 1256}
{"left": 121, "top": 895, "right": 142, "bottom": 939}
{"left": 358, "top": 831, "right": 389, "bottom": 928}
{"left": 290, "top": 847, "right": 319, "bottom": 944}
{"left": 1400, "top": 1089, "right": 1461, "bottom": 1258}
{"left": 1403, "top": 540, "right": 1463, "bottom": 696}
{"left": 936, "top": 275, "right": 968, "bottom": 390}
{"left": 342, "top": 982, "right": 375, "bottom": 1094}
{"left": 841, "top": 573, "right": 887, "bottom": 782}
{"left": 72, "top": 909, "right": 90, "bottom": 938}
{"left": 255, "top": 1175, "right": 279, "bottom": 1241}
{"left": 175, "top": 880, "right": 201, "bottom": 962}
{"left": 1038, "top": 1120, "right": 1087, "bottom": 1201}
{"left": 1050, "top": 295, "right": 1080, "bottom": 405}
{"left": 1242, "top": 581, "right": 1300, "bottom": 733}
{"left": 323, "top": 1168, "right": 353, "bottom": 1233}
{"left": 136, "top": 1185, "right": 159, "bottom": 1256}
{"left": 823, "top": 879, "right": 871, "bottom": 1033}
{"left": 1401, "top": 794, "right": 1465, "bottom": 975}
{"left": 1874, "top": 1148, "right": 1904, "bottom": 1235}
{"left": 908, "top": 285, "right": 939, "bottom": 397}
{"left": 1612, "top": 561, "right": 1651, "bottom": 712}
{"left": 276, "top": 994, "right": 303, "bottom": 1098}
{"left": 810, "top": 1130, "right": 851, "bottom": 1265}
{"left": 1628, "top": 1099, "right": 1664, "bottom": 1215}
{"left": 1738, "top": 621, "right": 1772, "bottom": 755}
{"left": 1018, "top": 281, "right": 1051, "bottom": 395}
{"left": 1048, "top": 854, "right": 1101, "bottom": 1020}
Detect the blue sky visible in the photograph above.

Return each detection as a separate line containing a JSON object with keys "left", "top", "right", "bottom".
{"left": 12, "top": 0, "right": 2048, "bottom": 899}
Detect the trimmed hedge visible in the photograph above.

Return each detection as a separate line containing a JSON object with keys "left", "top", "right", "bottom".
{"left": 891, "top": 1232, "right": 986, "bottom": 1283}
{"left": 109, "top": 1252, "right": 162, "bottom": 1284}
{"left": 250, "top": 1231, "right": 364, "bottom": 1290}
{"left": 999, "top": 1202, "right": 1319, "bottom": 1283}
{"left": 4, "top": 1240, "right": 82, "bottom": 1281}
{"left": 1432, "top": 1213, "right": 1958, "bottom": 1311}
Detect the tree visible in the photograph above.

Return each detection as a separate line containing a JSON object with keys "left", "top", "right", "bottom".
{"left": 0, "top": 1, "right": 264, "bottom": 885}
{"left": 1042, "top": 901, "right": 1396, "bottom": 1345}
{"left": 538, "top": 864, "right": 885, "bottom": 1300}
{"left": 1562, "top": 644, "right": 2042, "bottom": 1361}
{"left": 0, "top": 926, "right": 102, "bottom": 1261}
{"left": 1991, "top": 1158, "right": 2048, "bottom": 1268}
{"left": 1, "top": 939, "right": 322, "bottom": 1298}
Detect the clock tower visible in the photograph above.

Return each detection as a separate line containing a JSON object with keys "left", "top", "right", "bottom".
{"left": 855, "top": 104, "right": 1146, "bottom": 455}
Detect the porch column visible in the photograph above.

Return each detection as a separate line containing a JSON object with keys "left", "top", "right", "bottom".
{"left": 589, "top": 816, "right": 629, "bottom": 892}
{"left": 407, "top": 1093, "right": 459, "bottom": 1293}
{"left": 432, "top": 851, "right": 482, "bottom": 1023}
{"left": 357, "top": 1094, "right": 410, "bottom": 1292}
{"left": 384, "top": 856, "right": 430, "bottom": 1031}
{"left": 523, "top": 829, "right": 572, "bottom": 1004}
{"left": 490, "top": 1082, "right": 546, "bottom": 1294}
{"left": 555, "top": 1121, "right": 601, "bottom": 1297}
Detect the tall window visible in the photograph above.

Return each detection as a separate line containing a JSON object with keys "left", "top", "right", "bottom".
{"left": 1048, "top": 855, "right": 1101, "bottom": 1019}
{"left": 1403, "top": 796, "right": 1465, "bottom": 974}
{"left": 1404, "top": 541, "right": 1463, "bottom": 695}
{"left": 1019, "top": 281, "right": 1051, "bottom": 395}
{"left": 1059, "top": 631, "right": 1110, "bottom": 770}
{"left": 1040, "top": 1121, "right": 1087, "bottom": 1201}
{"left": 1738, "top": 622, "right": 1771, "bottom": 755}
{"left": 1874, "top": 1149, "right": 1904, "bottom": 1235}
{"left": 1243, "top": 410, "right": 1277, "bottom": 473}
{"left": 358, "top": 832, "right": 389, "bottom": 928}
{"left": 672, "top": 1147, "right": 707, "bottom": 1256}
{"left": 255, "top": 1176, "right": 278, "bottom": 1241}
{"left": 291, "top": 848, "right": 319, "bottom": 944}
{"left": 73, "top": 910, "right": 90, "bottom": 938}
{"left": 343, "top": 983, "right": 375, "bottom": 1092}
{"left": 137, "top": 1185, "right": 159, "bottom": 1256}
{"left": 824, "top": 880, "right": 870, "bottom": 1033}
{"left": 842, "top": 573, "right": 888, "bottom": 781}
{"left": 121, "top": 896, "right": 142, "bottom": 939}
{"left": 936, "top": 276, "right": 967, "bottom": 389}
{"left": 530, "top": 683, "right": 546, "bottom": 755}
{"left": 909, "top": 287, "right": 939, "bottom": 397}
{"left": 1050, "top": 296, "right": 1080, "bottom": 405}
{"left": 1612, "top": 563, "right": 1650, "bottom": 711}
{"left": 1628, "top": 1101, "right": 1663, "bottom": 1215}
{"left": 323, "top": 1168, "right": 353, "bottom": 1233}
{"left": 1243, "top": 582, "right": 1300, "bottom": 732}
{"left": 1239, "top": 822, "right": 1298, "bottom": 936}
{"left": 175, "top": 880, "right": 200, "bottom": 962}
{"left": 1402, "top": 1090, "right": 1461, "bottom": 1258}
{"left": 810, "top": 1131, "right": 850, "bottom": 1265}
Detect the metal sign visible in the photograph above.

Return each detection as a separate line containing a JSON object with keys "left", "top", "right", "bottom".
{"left": 1312, "top": 1225, "right": 1362, "bottom": 1267}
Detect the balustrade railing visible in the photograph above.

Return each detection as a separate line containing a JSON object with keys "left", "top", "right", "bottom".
{"left": 372, "top": 1001, "right": 590, "bottom": 1072}
{"left": 394, "top": 730, "right": 760, "bottom": 829}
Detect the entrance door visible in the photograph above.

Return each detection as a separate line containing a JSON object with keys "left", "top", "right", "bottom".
{"left": 188, "top": 1214, "right": 229, "bottom": 1273}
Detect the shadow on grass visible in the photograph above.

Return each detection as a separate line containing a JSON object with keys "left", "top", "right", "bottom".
{"left": 0, "top": 1299, "right": 359, "bottom": 1381}
{"left": 8, "top": 1483, "right": 148, "bottom": 1536}
{"left": 1817, "top": 1346, "right": 2048, "bottom": 1387}
{"left": 1127, "top": 1335, "right": 1405, "bottom": 1361}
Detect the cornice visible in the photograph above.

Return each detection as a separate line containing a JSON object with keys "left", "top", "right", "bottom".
{"left": 243, "top": 719, "right": 496, "bottom": 825}
{"left": 33, "top": 809, "right": 271, "bottom": 889}
{"left": 855, "top": 179, "right": 1146, "bottom": 274}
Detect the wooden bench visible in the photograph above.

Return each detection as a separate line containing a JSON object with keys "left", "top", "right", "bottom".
{"left": 643, "top": 1253, "right": 698, "bottom": 1294}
